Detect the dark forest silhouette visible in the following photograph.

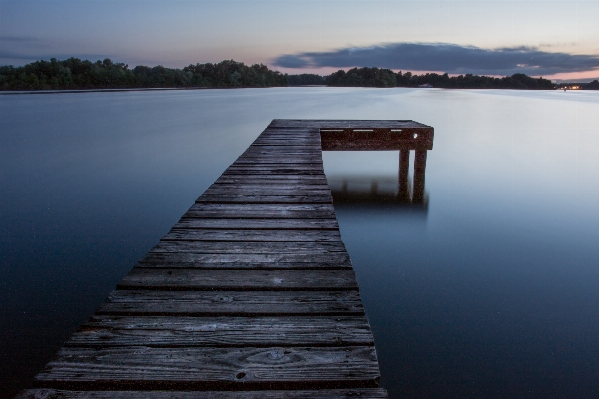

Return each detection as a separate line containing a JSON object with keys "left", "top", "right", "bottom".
{"left": 0, "top": 58, "right": 287, "bottom": 90}
{"left": 2, "top": 58, "right": 595, "bottom": 90}
{"left": 323, "top": 67, "right": 556, "bottom": 89}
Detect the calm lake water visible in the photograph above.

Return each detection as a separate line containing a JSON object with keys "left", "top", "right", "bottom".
{"left": 1, "top": 88, "right": 598, "bottom": 398}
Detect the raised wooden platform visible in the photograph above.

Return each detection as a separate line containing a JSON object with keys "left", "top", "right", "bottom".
{"left": 18, "top": 120, "right": 433, "bottom": 399}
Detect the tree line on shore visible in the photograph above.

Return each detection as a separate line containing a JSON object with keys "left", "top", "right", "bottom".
{"left": 1, "top": 57, "right": 591, "bottom": 91}
{"left": 322, "top": 67, "right": 557, "bottom": 89}
{"left": 0, "top": 58, "right": 286, "bottom": 90}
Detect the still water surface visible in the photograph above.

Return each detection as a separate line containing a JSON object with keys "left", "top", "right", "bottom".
{"left": 1, "top": 88, "right": 598, "bottom": 398}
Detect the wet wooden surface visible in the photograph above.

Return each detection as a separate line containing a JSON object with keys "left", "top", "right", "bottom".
{"left": 22, "top": 120, "right": 432, "bottom": 397}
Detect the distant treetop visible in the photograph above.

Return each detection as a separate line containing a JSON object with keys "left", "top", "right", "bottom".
{"left": 0, "top": 58, "right": 287, "bottom": 90}
{"left": 0, "top": 58, "right": 565, "bottom": 91}
{"left": 324, "top": 67, "right": 556, "bottom": 90}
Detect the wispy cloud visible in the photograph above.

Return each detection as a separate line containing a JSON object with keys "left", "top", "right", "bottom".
{"left": 0, "top": 51, "right": 113, "bottom": 67}
{"left": 0, "top": 35, "right": 53, "bottom": 65}
{"left": 273, "top": 43, "right": 599, "bottom": 76}
{"left": 0, "top": 35, "right": 44, "bottom": 43}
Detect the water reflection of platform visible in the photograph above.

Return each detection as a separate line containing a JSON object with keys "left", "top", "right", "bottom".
{"left": 329, "top": 177, "right": 429, "bottom": 212}
{"left": 321, "top": 127, "right": 432, "bottom": 207}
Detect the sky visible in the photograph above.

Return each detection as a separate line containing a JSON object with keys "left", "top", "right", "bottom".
{"left": 1, "top": 0, "right": 598, "bottom": 82}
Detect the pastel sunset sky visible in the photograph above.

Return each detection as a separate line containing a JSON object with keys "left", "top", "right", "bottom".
{"left": 1, "top": 0, "right": 598, "bottom": 81}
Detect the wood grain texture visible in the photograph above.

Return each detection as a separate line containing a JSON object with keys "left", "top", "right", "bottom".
{"left": 220, "top": 171, "right": 325, "bottom": 177}
{"left": 183, "top": 203, "right": 337, "bottom": 219}
{"left": 209, "top": 182, "right": 330, "bottom": 189}
{"left": 17, "top": 389, "right": 388, "bottom": 398}
{"left": 230, "top": 162, "right": 323, "bottom": 168}
{"left": 148, "top": 241, "right": 347, "bottom": 254}
{"left": 244, "top": 145, "right": 321, "bottom": 149}
{"left": 234, "top": 148, "right": 318, "bottom": 154}
{"left": 247, "top": 144, "right": 320, "bottom": 149}
{"left": 137, "top": 258, "right": 353, "bottom": 270}
{"left": 173, "top": 218, "right": 339, "bottom": 230}
{"left": 35, "top": 346, "right": 380, "bottom": 390}
{"left": 214, "top": 176, "right": 329, "bottom": 185}
{"left": 195, "top": 195, "right": 332, "bottom": 204}
{"left": 233, "top": 156, "right": 322, "bottom": 162}
{"left": 117, "top": 268, "right": 358, "bottom": 291}
{"left": 163, "top": 229, "right": 342, "bottom": 242}
{"left": 97, "top": 290, "right": 365, "bottom": 316}
{"left": 66, "top": 315, "right": 374, "bottom": 347}
{"left": 139, "top": 252, "right": 352, "bottom": 265}
{"left": 205, "top": 183, "right": 331, "bottom": 195}
{"left": 233, "top": 158, "right": 323, "bottom": 164}
{"left": 203, "top": 186, "right": 332, "bottom": 195}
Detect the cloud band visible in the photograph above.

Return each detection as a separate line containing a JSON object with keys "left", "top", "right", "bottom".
{"left": 273, "top": 43, "right": 599, "bottom": 76}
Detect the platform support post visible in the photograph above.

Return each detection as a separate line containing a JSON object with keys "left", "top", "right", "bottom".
{"left": 412, "top": 150, "right": 427, "bottom": 204}
{"left": 399, "top": 149, "right": 411, "bottom": 202}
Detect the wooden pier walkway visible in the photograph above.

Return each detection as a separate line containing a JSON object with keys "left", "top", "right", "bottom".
{"left": 19, "top": 119, "right": 433, "bottom": 399}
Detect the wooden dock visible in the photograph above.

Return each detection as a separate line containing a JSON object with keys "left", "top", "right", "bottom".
{"left": 19, "top": 119, "right": 433, "bottom": 399}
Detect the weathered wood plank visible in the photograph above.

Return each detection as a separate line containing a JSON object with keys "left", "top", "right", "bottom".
{"left": 196, "top": 194, "right": 332, "bottom": 204}
{"left": 259, "top": 130, "right": 319, "bottom": 135}
{"left": 241, "top": 151, "right": 321, "bottom": 157}
{"left": 250, "top": 141, "right": 317, "bottom": 145}
{"left": 97, "top": 290, "right": 364, "bottom": 316}
{"left": 256, "top": 136, "right": 318, "bottom": 140}
{"left": 239, "top": 152, "right": 321, "bottom": 157}
{"left": 247, "top": 145, "right": 321, "bottom": 150}
{"left": 230, "top": 165, "right": 324, "bottom": 170}
{"left": 35, "top": 346, "right": 380, "bottom": 390}
{"left": 246, "top": 145, "right": 317, "bottom": 149}
{"left": 223, "top": 169, "right": 324, "bottom": 176}
{"left": 183, "top": 203, "right": 337, "bottom": 219}
{"left": 209, "top": 183, "right": 331, "bottom": 191}
{"left": 214, "top": 176, "right": 329, "bottom": 185}
{"left": 244, "top": 150, "right": 321, "bottom": 156}
{"left": 138, "top": 258, "right": 353, "bottom": 270}
{"left": 117, "top": 269, "right": 358, "bottom": 291}
{"left": 257, "top": 134, "right": 318, "bottom": 137}
{"left": 65, "top": 315, "right": 373, "bottom": 347}
{"left": 195, "top": 193, "right": 330, "bottom": 202}
{"left": 149, "top": 241, "right": 347, "bottom": 254}
{"left": 233, "top": 158, "right": 323, "bottom": 164}
{"left": 163, "top": 229, "right": 341, "bottom": 242}
{"left": 220, "top": 172, "right": 326, "bottom": 178}
{"left": 241, "top": 154, "right": 319, "bottom": 159}
{"left": 140, "top": 252, "right": 351, "bottom": 265}
{"left": 249, "top": 141, "right": 320, "bottom": 146}
{"left": 230, "top": 162, "right": 323, "bottom": 168}
{"left": 203, "top": 186, "right": 332, "bottom": 196}
{"left": 207, "top": 181, "right": 331, "bottom": 191}
{"left": 17, "top": 389, "right": 389, "bottom": 398}
{"left": 173, "top": 218, "right": 339, "bottom": 230}
{"left": 243, "top": 146, "right": 319, "bottom": 152}
{"left": 254, "top": 133, "right": 318, "bottom": 138}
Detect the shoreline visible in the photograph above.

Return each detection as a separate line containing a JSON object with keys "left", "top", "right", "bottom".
{"left": 0, "top": 86, "right": 215, "bottom": 95}
{"left": 2, "top": 86, "right": 585, "bottom": 95}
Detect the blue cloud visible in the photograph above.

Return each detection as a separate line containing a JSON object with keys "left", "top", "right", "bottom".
{"left": 0, "top": 35, "right": 43, "bottom": 43}
{"left": 273, "top": 43, "right": 599, "bottom": 76}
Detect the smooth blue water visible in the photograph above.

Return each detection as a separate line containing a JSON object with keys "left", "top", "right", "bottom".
{"left": 1, "top": 88, "right": 598, "bottom": 398}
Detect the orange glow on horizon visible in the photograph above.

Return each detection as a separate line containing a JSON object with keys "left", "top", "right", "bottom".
{"left": 270, "top": 65, "right": 599, "bottom": 82}
{"left": 537, "top": 70, "right": 599, "bottom": 82}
